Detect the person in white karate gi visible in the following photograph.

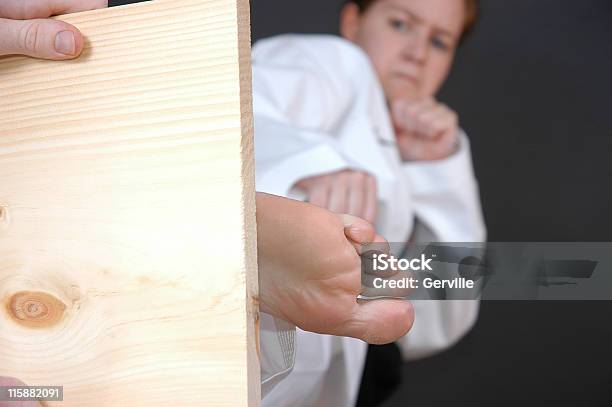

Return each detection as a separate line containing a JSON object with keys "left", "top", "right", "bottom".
{"left": 0, "top": 2, "right": 417, "bottom": 405}
{"left": 254, "top": 0, "right": 486, "bottom": 405}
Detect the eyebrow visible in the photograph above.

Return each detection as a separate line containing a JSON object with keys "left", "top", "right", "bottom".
{"left": 384, "top": 4, "right": 458, "bottom": 40}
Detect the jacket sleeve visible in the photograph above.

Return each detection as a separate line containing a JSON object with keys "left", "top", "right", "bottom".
{"left": 396, "top": 131, "right": 487, "bottom": 360}
{"left": 252, "top": 36, "right": 358, "bottom": 197}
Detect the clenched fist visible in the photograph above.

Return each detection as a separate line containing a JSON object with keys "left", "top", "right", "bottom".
{"left": 0, "top": 0, "right": 108, "bottom": 60}
{"left": 392, "top": 98, "right": 460, "bottom": 162}
{"left": 294, "top": 169, "right": 378, "bottom": 224}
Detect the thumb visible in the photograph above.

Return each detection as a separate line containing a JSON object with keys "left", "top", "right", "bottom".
{"left": 0, "top": 18, "right": 84, "bottom": 59}
{"left": 391, "top": 99, "right": 408, "bottom": 131}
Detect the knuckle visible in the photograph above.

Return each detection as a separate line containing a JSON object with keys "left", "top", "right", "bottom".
{"left": 332, "top": 173, "right": 345, "bottom": 187}
{"left": 0, "top": 2, "right": 25, "bottom": 19}
{"left": 351, "top": 171, "right": 365, "bottom": 183}
{"left": 432, "top": 120, "right": 446, "bottom": 132}
{"left": 416, "top": 112, "right": 429, "bottom": 124}
{"left": 320, "top": 175, "right": 331, "bottom": 188}
{"left": 405, "top": 103, "right": 419, "bottom": 114}
{"left": 20, "top": 21, "right": 42, "bottom": 54}
{"left": 313, "top": 182, "right": 327, "bottom": 194}
{"left": 94, "top": 1, "right": 110, "bottom": 9}
{"left": 407, "top": 107, "right": 420, "bottom": 117}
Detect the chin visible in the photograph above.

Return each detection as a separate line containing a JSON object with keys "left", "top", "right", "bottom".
{"left": 385, "top": 82, "right": 419, "bottom": 101}
{"left": 386, "top": 89, "right": 420, "bottom": 102}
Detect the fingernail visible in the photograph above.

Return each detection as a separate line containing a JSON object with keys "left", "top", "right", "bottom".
{"left": 55, "top": 31, "right": 76, "bottom": 55}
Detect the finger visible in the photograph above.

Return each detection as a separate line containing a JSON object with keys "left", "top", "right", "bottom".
{"left": 0, "top": 377, "right": 42, "bottom": 407}
{"left": 346, "top": 172, "right": 365, "bottom": 217}
{"left": 328, "top": 171, "right": 349, "bottom": 213}
{"left": 344, "top": 299, "right": 414, "bottom": 344}
{"left": 410, "top": 102, "right": 448, "bottom": 139}
{"left": 423, "top": 105, "right": 458, "bottom": 138}
{"left": 391, "top": 99, "right": 407, "bottom": 129}
{"left": 428, "top": 116, "right": 455, "bottom": 140}
{"left": 433, "top": 127, "right": 460, "bottom": 156}
{"left": 308, "top": 177, "right": 331, "bottom": 209}
{"left": 392, "top": 98, "right": 434, "bottom": 120}
{"left": 0, "top": 0, "right": 108, "bottom": 19}
{"left": 362, "top": 174, "right": 378, "bottom": 224}
{"left": 392, "top": 100, "right": 418, "bottom": 133}
{"left": 419, "top": 106, "right": 458, "bottom": 147}
{"left": 405, "top": 98, "right": 436, "bottom": 118}
{"left": 0, "top": 377, "right": 27, "bottom": 387}
{"left": 0, "top": 17, "right": 84, "bottom": 59}
{"left": 417, "top": 113, "right": 443, "bottom": 139}
{"left": 397, "top": 99, "right": 435, "bottom": 134}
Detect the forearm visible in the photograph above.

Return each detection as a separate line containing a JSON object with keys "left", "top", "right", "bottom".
{"left": 404, "top": 131, "right": 486, "bottom": 242}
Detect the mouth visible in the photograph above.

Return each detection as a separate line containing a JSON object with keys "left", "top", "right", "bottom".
{"left": 393, "top": 72, "right": 419, "bottom": 85}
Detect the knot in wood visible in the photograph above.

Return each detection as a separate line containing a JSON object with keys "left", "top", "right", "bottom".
{"left": 0, "top": 205, "right": 8, "bottom": 229}
{"left": 6, "top": 291, "right": 66, "bottom": 328}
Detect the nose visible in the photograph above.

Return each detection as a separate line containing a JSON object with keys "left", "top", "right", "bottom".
{"left": 401, "top": 28, "right": 428, "bottom": 65}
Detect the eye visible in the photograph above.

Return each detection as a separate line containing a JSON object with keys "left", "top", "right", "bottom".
{"left": 431, "top": 36, "right": 450, "bottom": 51}
{"left": 389, "top": 18, "right": 410, "bottom": 32}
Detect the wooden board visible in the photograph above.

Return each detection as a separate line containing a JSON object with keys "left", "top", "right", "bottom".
{"left": 0, "top": 0, "right": 260, "bottom": 405}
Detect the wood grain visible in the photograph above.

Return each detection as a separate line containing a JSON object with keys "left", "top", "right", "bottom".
{"left": 0, "top": 0, "right": 260, "bottom": 405}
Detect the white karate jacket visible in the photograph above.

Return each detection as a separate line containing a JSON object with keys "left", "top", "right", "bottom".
{"left": 255, "top": 34, "right": 487, "bottom": 406}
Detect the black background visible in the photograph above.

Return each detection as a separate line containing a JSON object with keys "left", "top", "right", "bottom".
{"left": 252, "top": 1, "right": 612, "bottom": 406}
{"left": 111, "top": 0, "right": 612, "bottom": 405}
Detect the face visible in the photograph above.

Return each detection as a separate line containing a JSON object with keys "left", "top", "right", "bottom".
{"left": 341, "top": 0, "right": 466, "bottom": 102}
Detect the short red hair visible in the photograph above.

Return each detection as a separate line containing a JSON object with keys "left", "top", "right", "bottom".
{"left": 347, "top": 0, "right": 479, "bottom": 42}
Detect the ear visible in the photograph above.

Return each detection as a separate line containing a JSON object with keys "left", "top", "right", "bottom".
{"left": 339, "top": 3, "right": 361, "bottom": 42}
